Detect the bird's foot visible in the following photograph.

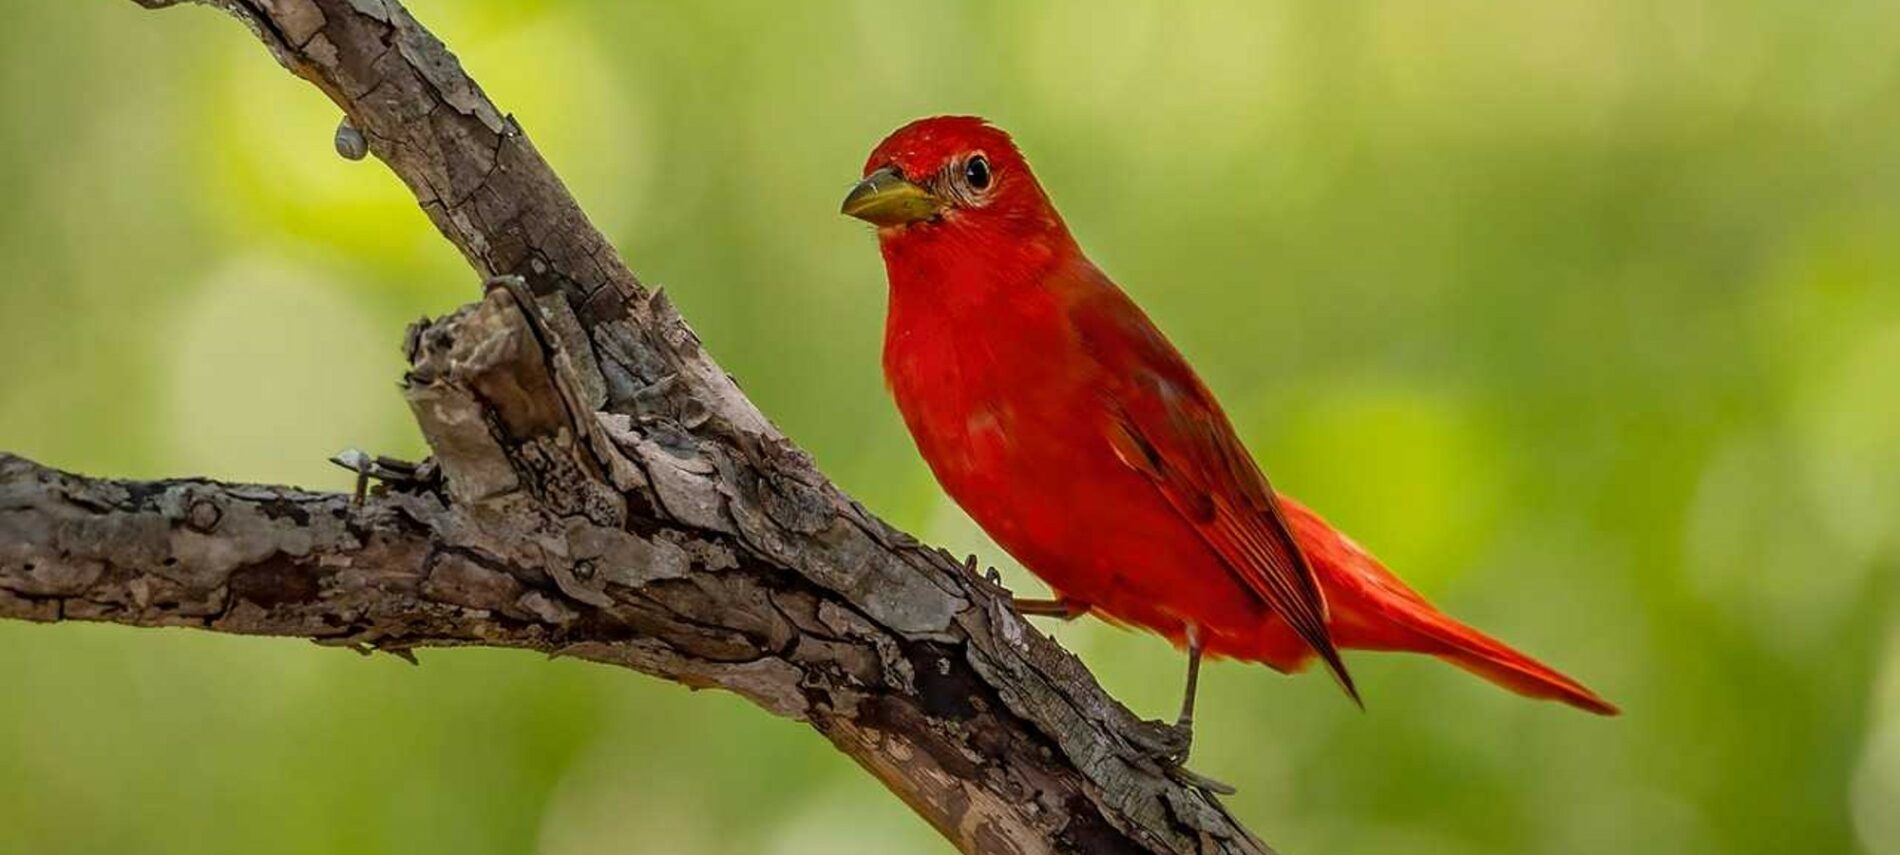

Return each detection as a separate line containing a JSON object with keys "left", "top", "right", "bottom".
{"left": 1166, "top": 764, "right": 1238, "bottom": 796}
{"left": 1128, "top": 717, "right": 1193, "bottom": 764}
{"left": 1127, "top": 718, "right": 1236, "bottom": 796}
{"left": 961, "top": 554, "right": 1003, "bottom": 584}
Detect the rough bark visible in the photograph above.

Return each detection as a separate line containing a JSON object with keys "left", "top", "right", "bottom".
{"left": 1, "top": 1, "right": 1276, "bottom": 852}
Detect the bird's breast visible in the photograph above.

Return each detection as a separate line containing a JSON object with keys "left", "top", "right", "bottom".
{"left": 882, "top": 293, "right": 1131, "bottom": 554}
{"left": 884, "top": 321, "right": 1025, "bottom": 491}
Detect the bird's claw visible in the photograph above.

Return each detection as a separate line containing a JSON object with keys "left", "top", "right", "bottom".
{"left": 1128, "top": 718, "right": 1194, "bottom": 764}
{"left": 962, "top": 554, "right": 1005, "bottom": 587}
{"left": 1166, "top": 764, "right": 1238, "bottom": 796}
{"left": 1127, "top": 718, "right": 1236, "bottom": 795}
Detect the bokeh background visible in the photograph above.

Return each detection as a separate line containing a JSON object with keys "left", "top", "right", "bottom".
{"left": 3, "top": 1, "right": 1898, "bottom": 853}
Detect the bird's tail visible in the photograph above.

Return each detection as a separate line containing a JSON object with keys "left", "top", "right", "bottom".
{"left": 1385, "top": 593, "right": 1620, "bottom": 715}
{"left": 1279, "top": 498, "right": 1619, "bottom": 716}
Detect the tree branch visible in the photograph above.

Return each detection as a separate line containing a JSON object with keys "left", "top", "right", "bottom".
{"left": 0, "top": 1, "right": 1277, "bottom": 852}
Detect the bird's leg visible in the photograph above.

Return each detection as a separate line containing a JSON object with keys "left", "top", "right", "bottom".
{"left": 1128, "top": 627, "right": 1236, "bottom": 795}
{"left": 1176, "top": 633, "right": 1204, "bottom": 744}
{"left": 1133, "top": 632, "right": 1205, "bottom": 763}
{"left": 1011, "top": 598, "right": 1090, "bottom": 620}
{"left": 1132, "top": 627, "right": 1205, "bottom": 758}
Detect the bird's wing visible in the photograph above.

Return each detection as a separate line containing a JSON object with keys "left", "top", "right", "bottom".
{"left": 1069, "top": 280, "right": 1359, "bottom": 703}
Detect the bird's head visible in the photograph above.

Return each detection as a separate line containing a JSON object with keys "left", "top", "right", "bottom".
{"left": 842, "top": 116, "right": 1071, "bottom": 253}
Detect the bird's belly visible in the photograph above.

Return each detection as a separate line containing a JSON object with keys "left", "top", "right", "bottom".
{"left": 917, "top": 396, "right": 1272, "bottom": 655}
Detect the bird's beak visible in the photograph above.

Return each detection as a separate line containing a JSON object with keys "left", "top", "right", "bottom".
{"left": 841, "top": 167, "right": 943, "bottom": 227}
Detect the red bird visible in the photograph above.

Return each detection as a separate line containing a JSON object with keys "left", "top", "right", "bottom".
{"left": 843, "top": 117, "right": 1616, "bottom": 768}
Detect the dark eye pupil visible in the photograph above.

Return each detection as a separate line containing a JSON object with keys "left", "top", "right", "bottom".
{"left": 964, "top": 156, "right": 991, "bottom": 190}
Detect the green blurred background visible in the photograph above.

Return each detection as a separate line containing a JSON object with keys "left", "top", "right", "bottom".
{"left": 3, "top": 1, "right": 1897, "bottom": 853}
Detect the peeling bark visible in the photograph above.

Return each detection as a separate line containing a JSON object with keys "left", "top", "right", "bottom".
{"left": 0, "top": 1, "right": 1279, "bottom": 852}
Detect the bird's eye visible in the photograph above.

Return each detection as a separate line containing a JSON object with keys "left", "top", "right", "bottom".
{"left": 963, "top": 155, "right": 992, "bottom": 191}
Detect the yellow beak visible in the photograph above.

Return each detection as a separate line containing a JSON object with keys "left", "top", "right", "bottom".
{"left": 841, "top": 167, "right": 943, "bottom": 227}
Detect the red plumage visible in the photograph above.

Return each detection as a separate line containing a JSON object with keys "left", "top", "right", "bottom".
{"left": 850, "top": 116, "right": 1614, "bottom": 716}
